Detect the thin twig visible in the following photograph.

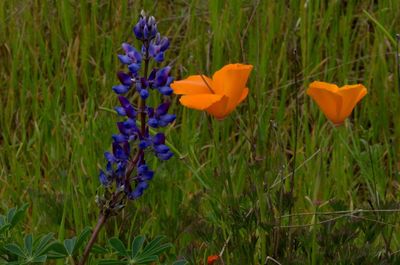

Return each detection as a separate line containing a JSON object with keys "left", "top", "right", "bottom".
{"left": 279, "top": 212, "right": 398, "bottom": 229}
{"left": 269, "top": 149, "right": 320, "bottom": 189}
{"left": 396, "top": 34, "right": 400, "bottom": 94}
{"left": 218, "top": 235, "right": 231, "bottom": 265}
{"left": 281, "top": 208, "right": 400, "bottom": 218}
{"left": 264, "top": 256, "right": 282, "bottom": 265}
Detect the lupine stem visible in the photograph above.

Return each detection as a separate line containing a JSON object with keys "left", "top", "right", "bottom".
{"left": 140, "top": 40, "right": 150, "bottom": 135}
{"left": 79, "top": 213, "right": 108, "bottom": 265}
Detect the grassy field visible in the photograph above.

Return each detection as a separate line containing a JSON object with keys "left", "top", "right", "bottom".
{"left": 1, "top": 0, "right": 400, "bottom": 264}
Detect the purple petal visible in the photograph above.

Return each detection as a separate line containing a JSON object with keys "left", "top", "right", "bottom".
{"left": 114, "top": 106, "right": 126, "bottom": 116}
{"left": 160, "top": 37, "right": 169, "bottom": 51}
{"left": 128, "top": 63, "right": 141, "bottom": 73}
{"left": 148, "top": 118, "right": 158, "bottom": 128}
{"left": 155, "top": 66, "right": 171, "bottom": 86}
{"left": 141, "top": 170, "right": 154, "bottom": 181}
{"left": 154, "top": 52, "right": 164, "bottom": 62}
{"left": 99, "top": 170, "right": 110, "bottom": 186}
{"left": 125, "top": 105, "right": 136, "bottom": 118}
{"left": 152, "top": 133, "right": 165, "bottom": 145}
{"left": 138, "top": 164, "right": 149, "bottom": 174}
{"left": 118, "top": 96, "right": 131, "bottom": 107}
{"left": 140, "top": 89, "right": 149, "bottom": 99}
{"left": 166, "top": 76, "right": 174, "bottom": 86}
{"left": 157, "top": 151, "right": 173, "bottom": 161}
{"left": 160, "top": 114, "right": 176, "bottom": 124}
{"left": 139, "top": 140, "right": 150, "bottom": 149}
{"left": 117, "top": 72, "right": 132, "bottom": 86}
{"left": 112, "top": 134, "right": 128, "bottom": 143}
{"left": 146, "top": 107, "right": 155, "bottom": 117}
{"left": 118, "top": 55, "right": 132, "bottom": 65}
{"left": 122, "top": 43, "right": 135, "bottom": 53}
{"left": 149, "top": 44, "right": 157, "bottom": 57}
{"left": 156, "top": 102, "right": 170, "bottom": 116}
{"left": 104, "top": 152, "right": 115, "bottom": 162}
{"left": 143, "top": 24, "right": 149, "bottom": 38}
{"left": 158, "top": 86, "right": 173, "bottom": 95}
{"left": 154, "top": 144, "right": 169, "bottom": 154}
{"left": 113, "top": 84, "right": 129, "bottom": 94}
{"left": 148, "top": 68, "right": 157, "bottom": 81}
{"left": 133, "top": 24, "right": 143, "bottom": 39}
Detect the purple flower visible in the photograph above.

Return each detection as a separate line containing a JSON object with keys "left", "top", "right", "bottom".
{"left": 98, "top": 11, "right": 175, "bottom": 203}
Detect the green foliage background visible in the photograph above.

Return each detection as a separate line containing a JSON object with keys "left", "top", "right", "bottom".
{"left": 1, "top": 0, "right": 400, "bottom": 264}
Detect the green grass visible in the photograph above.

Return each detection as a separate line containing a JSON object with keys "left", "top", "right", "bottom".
{"left": 1, "top": 0, "right": 400, "bottom": 264}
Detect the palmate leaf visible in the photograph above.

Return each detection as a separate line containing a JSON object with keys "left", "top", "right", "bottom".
{"left": 0, "top": 223, "right": 10, "bottom": 235}
{"left": 64, "top": 237, "right": 77, "bottom": 256}
{"left": 4, "top": 243, "right": 26, "bottom": 258}
{"left": 133, "top": 255, "right": 158, "bottom": 264}
{"left": 140, "top": 236, "right": 172, "bottom": 258}
{"left": 140, "top": 236, "right": 165, "bottom": 256}
{"left": 46, "top": 242, "right": 68, "bottom": 259}
{"left": 31, "top": 255, "right": 47, "bottom": 263}
{"left": 131, "top": 235, "right": 145, "bottom": 258}
{"left": 74, "top": 227, "right": 91, "bottom": 254}
{"left": 33, "top": 233, "right": 55, "bottom": 257}
{"left": 109, "top": 237, "right": 128, "bottom": 256}
{"left": 95, "top": 235, "right": 184, "bottom": 265}
{"left": 24, "top": 235, "right": 33, "bottom": 256}
{"left": 98, "top": 259, "right": 128, "bottom": 265}
{"left": 7, "top": 204, "right": 28, "bottom": 229}
{"left": 91, "top": 243, "right": 109, "bottom": 254}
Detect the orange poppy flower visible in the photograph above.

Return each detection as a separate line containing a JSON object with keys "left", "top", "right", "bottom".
{"left": 171, "top": 63, "right": 253, "bottom": 119}
{"left": 207, "top": 255, "right": 219, "bottom": 264}
{"left": 307, "top": 81, "right": 367, "bottom": 125}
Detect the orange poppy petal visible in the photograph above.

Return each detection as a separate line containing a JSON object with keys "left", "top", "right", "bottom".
{"left": 212, "top": 64, "right": 253, "bottom": 113}
{"left": 207, "top": 255, "right": 219, "bottom": 265}
{"left": 238, "top": 87, "right": 249, "bottom": 104}
{"left": 307, "top": 85, "right": 343, "bottom": 124}
{"left": 308, "top": 81, "right": 339, "bottom": 93}
{"left": 206, "top": 96, "right": 229, "bottom": 119}
{"left": 171, "top": 75, "right": 214, "bottom": 95}
{"left": 179, "top": 94, "right": 224, "bottom": 110}
{"left": 337, "top": 84, "right": 367, "bottom": 120}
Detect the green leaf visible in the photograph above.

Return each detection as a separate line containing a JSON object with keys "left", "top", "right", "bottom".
{"left": 140, "top": 236, "right": 165, "bottom": 256}
{"left": 141, "top": 243, "right": 172, "bottom": 257}
{"left": 24, "top": 235, "right": 33, "bottom": 256}
{"left": 109, "top": 237, "right": 128, "bottom": 256}
{"left": 131, "top": 235, "right": 145, "bottom": 258}
{"left": 0, "top": 215, "right": 5, "bottom": 226}
{"left": 4, "top": 243, "right": 26, "bottom": 257}
{"left": 97, "top": 259, "right": 128, "bottom": 265}
{"left": 133, "top": 255, "right": 158, "bottom": 264}
{"left": 91, "top": 244, "right": 109, "bottom": 254}
{"left": 64, "top": 237, "right": 77, "bottom": 256}
{"left": 74, "top": 227, "right": 91, "bottom": 254}
{"left": 9, "top": 204, "right": 28, "bottom": 228}
{"left": 0, "top": 223, "right": 10, "bottom": 235}
{"left": 46, "top": 241, "right": 67, "bottom": 259}
{"left": 6, "top": 208, "right": 16, "bottom": 224}
{"left": 33, "top": 233, "right": 55, "bottom": 256}
{"left": 32, "top": 255, "right": 47, "bottom": 263}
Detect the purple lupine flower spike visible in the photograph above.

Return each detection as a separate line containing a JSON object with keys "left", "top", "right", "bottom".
{"left": 98, "top": 11, "right": 175, "bottom": 209}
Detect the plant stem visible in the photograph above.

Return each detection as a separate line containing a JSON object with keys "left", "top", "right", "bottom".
{"left": 287, "top": 47, "right": 300, "bottom": 257}
{"left": 396, "top": 34, "right": 400, "bottom": 94}
{"left": 79, "top": 213, "right": 108, "bottom": 265}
